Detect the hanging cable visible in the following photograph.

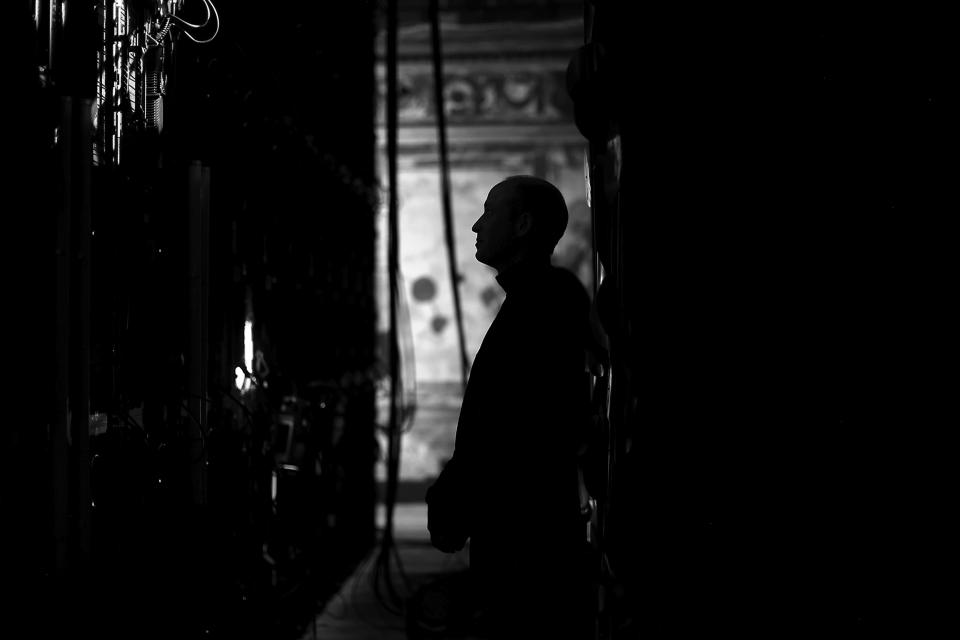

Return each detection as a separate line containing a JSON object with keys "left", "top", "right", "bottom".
{"left": 382, "top": 0, "right": 402, "bottom": 576}
{"left": 396, "top": 272, "right": 419, "bottom": 432}
{"left": 366, "top": 0, "right": 422, "bottom": 620}
{"left": 171, "top": 0, "right": 220, "bottom": 44}
{"left": 429, "top": 0, "right": 471, "bottom": 391}
{"left": 169, "top": 0, "right": 211, "bottom": 30}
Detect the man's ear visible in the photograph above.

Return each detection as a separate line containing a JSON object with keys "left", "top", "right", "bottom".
{"left": 514, "top": 210, "right": 533, "bottom": 237}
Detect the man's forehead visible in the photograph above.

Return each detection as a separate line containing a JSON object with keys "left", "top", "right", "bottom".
{"left": 487, "top": 181, "right": 517, "bottom": 203}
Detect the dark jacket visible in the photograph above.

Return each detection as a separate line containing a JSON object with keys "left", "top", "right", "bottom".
{"left": 426, "top": 257, "right": 591, "bottom": 629}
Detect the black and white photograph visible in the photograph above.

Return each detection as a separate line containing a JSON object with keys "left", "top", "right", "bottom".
{"left": 4, "top": 1, "right": 952, "bottom": 638}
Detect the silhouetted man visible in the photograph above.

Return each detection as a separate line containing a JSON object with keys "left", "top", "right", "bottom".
{"left": 426, "top": 176, "right": 592, "bottom": 639}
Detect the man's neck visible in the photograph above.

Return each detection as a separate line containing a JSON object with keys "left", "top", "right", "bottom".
{"left": 495, "top": 252, "right": 550, "bottom": 293}
{"left": 494, "top": 250, "right": 549, "bottom": 277}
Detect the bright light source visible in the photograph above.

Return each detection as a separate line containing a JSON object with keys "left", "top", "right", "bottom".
{"left": 235, "top": 318, "right": 254, "bottom": 393}
{"left": 244, "top": 319, "right": 254, "bottom": 376}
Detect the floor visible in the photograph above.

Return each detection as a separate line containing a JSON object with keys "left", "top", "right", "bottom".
{"left": 300, "top": 503, "right": 479, "bottom": 640}
{"left": 304, "top": 382, "right": 599, "bottom": 640}
{"left": 317, "top": 381, "right": 476, "bottom": 639}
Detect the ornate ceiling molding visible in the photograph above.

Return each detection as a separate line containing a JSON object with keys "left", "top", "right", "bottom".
{"left": 376, "top": 66, "right": 573, "bottom": 128}
{"left": 375, "top": 17, "right": 583, "bottom": 162}
{"left": 375, "top": 18, "right": 583, "bottom": 62}
{"left": 375, "top": 19, "right": 580, "bottom": 139}
{"left": 376, "top": 123, "right": 581, "bottom": 147}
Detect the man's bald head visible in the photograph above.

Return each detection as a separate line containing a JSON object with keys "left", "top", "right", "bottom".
{"left": 492, "top": 175, "right": 569, "bottom": 256}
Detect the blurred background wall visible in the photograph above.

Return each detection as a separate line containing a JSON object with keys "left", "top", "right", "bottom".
{"left": 373, "top": 1, "right": 589, "bottom": 488}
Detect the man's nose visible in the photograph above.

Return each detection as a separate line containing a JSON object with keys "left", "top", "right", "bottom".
{"left": 471, "top": 219, "right": 480, "bottom": 233}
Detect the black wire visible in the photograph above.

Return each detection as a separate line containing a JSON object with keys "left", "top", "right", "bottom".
{"left": 350, "top": 545, "right": 382, "bottom": 618}
{"left": 371, "top": 459, "right": 418, "bottom": 620}
{"left": 378, "top": 464, "right": 408, "bottom": 609}
{"left": 213, "top": 365, "right": 410, "bottom": 630}
{"left": 396, "top": 272, "right": 420, "bottom": 427}
{"left": 383, "top": 542, "right": 407, "bottom": 606}
{"left": 372, "top": 571, "right": 402, "bottom": 618}
{"left": 389, "top": 536, "right": 414, "bottom": 593}
{"left": 429, "top": 0, "right": 471, "bottom": 391}
{"left": 383, "top": 0, "right": 407, "bottom": 615}
{"left": 322, "top": 531, "right": 404, "bottom": 630}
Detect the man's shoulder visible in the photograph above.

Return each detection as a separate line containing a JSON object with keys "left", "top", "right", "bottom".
{"left": 545, "top": 265, "right": 590, "bottom": 308}
{"left": 508, "top": 265, "right": 590, "bottom": 330}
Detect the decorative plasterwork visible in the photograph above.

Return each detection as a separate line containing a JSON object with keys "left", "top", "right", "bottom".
{"left": 375, "top": 18, "right": 584, "bottom": 62}
{"left": 375, "top": 18, "right": 582, "bottom": 150}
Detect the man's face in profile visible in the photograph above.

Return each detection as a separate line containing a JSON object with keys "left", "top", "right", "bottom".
{"left": 472, "top": 182, "right": 521, "bottom": 269}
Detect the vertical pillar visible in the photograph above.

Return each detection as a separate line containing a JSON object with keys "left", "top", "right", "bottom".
{"left": 187, "top": 160, "right": 210, "bottom": 506}
{"left": 53, "top": 95, "right": 73, "bottom": 576}
{"left": 72, "top": 96, "right": 94, "bottom": 563}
